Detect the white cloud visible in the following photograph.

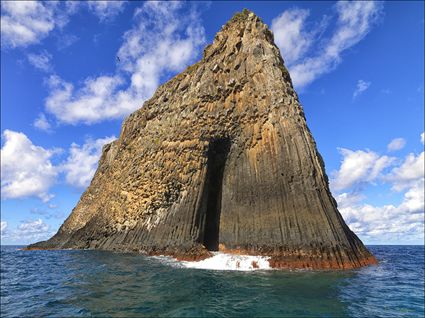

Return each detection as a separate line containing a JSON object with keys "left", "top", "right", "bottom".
{"left": 62, "top": 136, "right": 116, "bottom": 188}
{"left": 399, "top": 179, "right": 424, "bottom": 214}
{"left": 337, "top": 189, "right": 424, "bottom": 244}
{"left": 386, "top": 151, "right": 424, "bottom": 191}
{"left": 337, "top": 171, "right": 424, "bottom": 244}
{"left": 45, "top": 74, "right": 126, "bottom": 124}
{"left": 333, "top": 133, "right": 425, "bottom": 244}
{"left": 0, "top": 221, "right": 7, "bottom": 238}
{"left": 27, "top": 51, "right": 52, "bottom": 72}
{"left": 335, "top": 192, "right": 366, "bottom": 209}
{"left": 1, "top": 219, "right": 54, "bottom": 244}
{"left": 1, "top": 1, "right": 59, "bottom": 48}
{"left": 1, "top": 130, "right": 58, "bottom": 202}
{"left": 87, "top": 1, "right": 126, "bottom": 21}
{"left": 331, "top": 148, "right": 394, "bottom": 191}
{"left": 33, "top": 113, "right": 52, "bottom": 132}
{"left": 421, "top": 132, "right": 424, "bottom": 145}
{"left": 44, "top": 2, "right": 205, "bottom": 125}
{"left": 0, "top": 129, "right": 117, "bottom": 201}
{"left": 56, "top": 34, "right": 79, "bottom": 50}
{"left": 387, "top": 137, "right": 406, "bottom": 152}
{"left": 1, "top": 219, "right": 55, "bottom": 244}
{"left": 352, "top": 79, "right": 371, "bottom": 99}
{"left": 15, "top": 219, "right": 51, "bottom": 241}
{"left": 273, "top": 1, "right": 382, "bottom": 89}
{"left": 271, "top": 9, "right": 313, "bottom": 66}
{"left": 0, "top": 1, "right": 126, "bottom": 49}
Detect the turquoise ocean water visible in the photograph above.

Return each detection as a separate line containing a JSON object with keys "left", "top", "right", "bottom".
{"left": 1, "top": 245, "right": 424, "bottom": 317}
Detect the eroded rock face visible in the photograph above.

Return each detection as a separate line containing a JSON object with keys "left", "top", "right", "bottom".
{"left": 29, "top": 10, "right": 377, "bottom": 269}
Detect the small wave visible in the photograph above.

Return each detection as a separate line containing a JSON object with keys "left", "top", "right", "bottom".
{"left": 179, "top": 252, "right": 271, "bottom": 271}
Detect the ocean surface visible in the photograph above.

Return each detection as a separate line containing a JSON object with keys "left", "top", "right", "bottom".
{"left": 1, "top": 245, "right": 423, "bottom": 317}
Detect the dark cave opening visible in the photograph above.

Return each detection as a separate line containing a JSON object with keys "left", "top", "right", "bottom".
{"left": 202, "top": 138, "right": 231, "bottom": 251}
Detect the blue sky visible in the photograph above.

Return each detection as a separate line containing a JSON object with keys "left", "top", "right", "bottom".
{"left": 1, "top": 1, "right": 424, "bottom": 245}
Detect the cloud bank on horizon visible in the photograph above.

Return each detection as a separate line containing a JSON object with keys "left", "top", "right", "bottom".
{"left": 1, "top": 1, "right": 424, "bottom": 245}
{"left": 331, "top": 135, "right": 424, "bottom": 244}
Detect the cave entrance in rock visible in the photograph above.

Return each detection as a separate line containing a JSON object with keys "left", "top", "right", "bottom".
{"left": 202, "top": 137, "right": 231, "bottom": 251}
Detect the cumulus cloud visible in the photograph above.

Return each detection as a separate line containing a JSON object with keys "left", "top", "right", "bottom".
{"left": 352, "top": 80, "right": 371, "bottom": 99}
{"left": 33, "top": 113, "right": 52, "bottom": 132}
{"left": 335, "top": 192, "right": 366, "bottom": 209}
{"left": 0, "top": 221, "right": 7, "bottom": 238}
{"left": 333, "top": 132, "right": 425, "bottom": 243}
{"left": 1, "top": 1, "right": 55, "bottom": 48}
{"left": 62, "top": 136, "right": 116, "bottom": 188}
{"left": 1, "top": 129, "right": 116, "bottom": 201}
{"left": 87, "top": 1, "right": 126, "bottom": 21}
{"left": 16, "top": 219, "right": 51, "bottom": 241}
{"left": 272, "top": 1, "right": 382, "bottom": 89}
{"left": 399, "top": 179, "right": 424, "bottom": 214}
{"left": 45, "top": 74, "right": 126, "bottom": 124}
{"left": 271, "top": 9, "right": 314, "bottom": 66}
{"left": 331, "top": 148, "right": 394, "bottom": 191}
{"left": 337, "top": 189, "right": 424, "bottom": 244}
{"left": 385, "top": 151, "right": 424, "bottom": 191}
{"left": 44, "top": 1, "right": 205, "bottom": 125}
{"left": 1, "top": 130, "right": 58, "bottom": 202}
{"left": 1, "top": 219, "right": 54, "bottom": 244}
{"left": 1, "top": 1, "right": 127, "bottom": 49}
{"left": 0, "top": 1, "right": 75, "bottom": 48}
{"left": 387, "top": 137, "right": 406, "bottom": 152}
{"left": 421, "top": 132, "right": 424, "bottom": 145}
{"left": 27, "top": 50, "right": 52, "bottom": 72}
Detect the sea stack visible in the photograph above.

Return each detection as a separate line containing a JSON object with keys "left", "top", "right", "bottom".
{"left": 29, "top": 10, "right": 377, "bottom": 269}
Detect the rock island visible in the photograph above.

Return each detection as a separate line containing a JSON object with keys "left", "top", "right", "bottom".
{"left": 28, "top": 10, "right": 377, "bottom": 269}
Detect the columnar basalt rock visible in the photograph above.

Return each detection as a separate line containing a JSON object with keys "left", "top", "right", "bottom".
{"left": 29, "top": 10, "right": 377, "bottom": 269}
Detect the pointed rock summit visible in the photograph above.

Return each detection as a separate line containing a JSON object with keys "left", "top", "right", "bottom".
{"left": 29, "top": 10, "right": 376, "bottom": 269}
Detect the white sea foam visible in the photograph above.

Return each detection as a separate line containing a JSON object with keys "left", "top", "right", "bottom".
{"left": 179, "top": 252, "right": 272, "bottom": 271}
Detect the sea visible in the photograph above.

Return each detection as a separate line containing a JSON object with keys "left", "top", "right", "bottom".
{"left": 1, "top": 245, "right": 423, "bottom": 317}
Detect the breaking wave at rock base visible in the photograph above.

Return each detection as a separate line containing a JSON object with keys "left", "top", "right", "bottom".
{"left": 156, "top": 252, "right": 272, "bottom": 271}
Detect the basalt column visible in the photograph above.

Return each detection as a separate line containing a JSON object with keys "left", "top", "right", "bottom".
{"left": 28, "top": 9, "right": 377, "bottom": 270}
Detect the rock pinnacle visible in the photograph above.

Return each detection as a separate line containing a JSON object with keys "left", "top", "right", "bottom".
{"left": 28, "top": 10, "right": 377, "bottom": 270}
